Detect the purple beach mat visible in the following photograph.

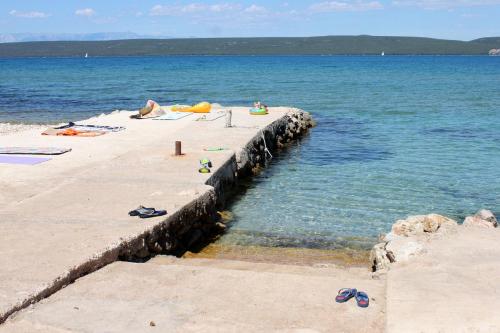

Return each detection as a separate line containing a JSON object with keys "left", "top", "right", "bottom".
{"left": 0, "top": 155, "right": 51, "bottom": 165}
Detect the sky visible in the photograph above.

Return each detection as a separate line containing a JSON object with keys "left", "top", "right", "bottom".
{"left": 0, "top": 0, "right": 499, "bottom": 40}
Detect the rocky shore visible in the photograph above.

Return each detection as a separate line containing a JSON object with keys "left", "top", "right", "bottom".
{"left": 370, "top": 209, "right": 498, "bottom": 272}
{"left": 375, "top": 209, "right": 500, "bottom": 332}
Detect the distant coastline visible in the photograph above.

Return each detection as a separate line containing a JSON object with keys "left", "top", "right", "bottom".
{"left": 0, "top": 35, "right": 499, "bottom": 57}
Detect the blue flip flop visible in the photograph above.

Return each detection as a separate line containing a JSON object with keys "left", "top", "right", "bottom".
{"left": 138, "top": 209, "right": 167, "bottom": 219}
{"left": 128, "top": 206, "right": 167, "bottom": 219}
{"left": 355, "top": 291, "right": 370, "bottom": 308}
{"left": 128, "top": 206, "right": 155, "bottom": 216}
{"left": 335, "top": 288, "right": 357, "bottom": 303}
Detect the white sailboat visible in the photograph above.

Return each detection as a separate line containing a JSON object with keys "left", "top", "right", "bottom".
{"left": 381, "top": 51, "right": 385, "bottom": 56}
{"left": 84, "top": 53, "right": 88, "bottom": 58}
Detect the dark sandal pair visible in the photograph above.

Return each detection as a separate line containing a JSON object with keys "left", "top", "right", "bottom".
{"left": 335, "top": 288, "right": 369, "bottom": 308}
{"left": 128, "top": 206, "right": 167, "bottom": 219}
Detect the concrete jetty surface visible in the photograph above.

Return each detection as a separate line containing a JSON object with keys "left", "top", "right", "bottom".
{"left": 386, "top": 227, "right": 500, "bottom": 333}
{"left": 0, "top": 258, "right": 385, "bottom": 332}
{"left": 2, "top": 225, "right": 498, "bottom": 333}
{"left": 0, "top": 106, "right": 312, "bottom": 323}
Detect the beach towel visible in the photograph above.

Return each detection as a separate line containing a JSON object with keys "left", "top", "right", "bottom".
{"left": 55, "top": 122, "right": 125, "bottom": 132}
{"left": 42, "top": 128, "right": 106, "bottom": 137}
{"left": 0, "top": 155, "right": 51, "bottom": 165}
{"left": 153, "top": 112, "right": 193, "bottom": 121}
{"left": 195, "top": 111, "right": 226, "bottom": 122}
{"left": 0, "top": 147, "right": 71, "bottom": 155}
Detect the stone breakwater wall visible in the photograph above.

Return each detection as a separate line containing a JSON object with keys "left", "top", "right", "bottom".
{"left": 120, "top": 109, "right": 314, "bottom": 261}
{"left": 370, "top": 209, "right": 498, "bottom": 272}
{"left": 235, "top": 108, "right": 315, "bottom": 178}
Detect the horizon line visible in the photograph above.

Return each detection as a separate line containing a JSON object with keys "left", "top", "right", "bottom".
{"left": 2, "top": 34, "right": 499, "bottom": 44}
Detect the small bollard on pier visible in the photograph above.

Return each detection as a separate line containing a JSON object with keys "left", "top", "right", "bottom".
{"left": 175, "top": 141, "right": 182, "bottom": 156}
{"left": 225, "top": 109, "right": 232, "bottom": 128}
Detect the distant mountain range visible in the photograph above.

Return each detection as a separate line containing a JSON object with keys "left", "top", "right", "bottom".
{"left": 0, "top": 32, "right": 171, "bottom": 43}
{"left": 0, "top": 35, "right": 499, "bottom": 57}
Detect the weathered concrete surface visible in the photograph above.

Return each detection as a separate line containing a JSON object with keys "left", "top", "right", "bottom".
{"left": 0, "top": 107, "right": 311, "bottom": 322}
{"left": 386, "top": 227, "right": 500, "bottom": 333}
{"left": 0, "top": 258, "right": 386, "bottom": 333}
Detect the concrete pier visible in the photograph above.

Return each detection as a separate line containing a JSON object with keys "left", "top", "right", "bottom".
{"left": 0, "top": 258, "right": 385, "bottom": 332}
{"left": 0, "top": 106, "right": 313, "bottom": 323}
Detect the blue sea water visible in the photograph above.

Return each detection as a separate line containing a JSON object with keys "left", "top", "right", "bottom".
{"left": 1, "top": 56, "right": 499, "bottom": 249}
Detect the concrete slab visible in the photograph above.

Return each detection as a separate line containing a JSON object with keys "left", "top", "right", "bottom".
{"left": 0, "top": 258, "right": 386, "bottom": 333}
{"left": 0, "top": 107, "right": 308, "bottom": 322}
{"left": 386, "top": 227, "right": 500, "bottom": 333}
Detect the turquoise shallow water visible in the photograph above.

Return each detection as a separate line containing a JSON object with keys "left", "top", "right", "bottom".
{"left": 1, "top": 56, "right": 499, "bottom": 249}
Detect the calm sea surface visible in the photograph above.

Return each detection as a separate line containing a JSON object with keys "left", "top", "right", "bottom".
{"left": 1, "top": 56, "right": 499, "bottom": 249}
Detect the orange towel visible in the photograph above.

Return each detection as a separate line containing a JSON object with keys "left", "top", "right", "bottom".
{"left": 51, "top": 128, "right": 105, "bottom": 137}
{"left": 57, "top": 128, "right": 80, "bottom": 136}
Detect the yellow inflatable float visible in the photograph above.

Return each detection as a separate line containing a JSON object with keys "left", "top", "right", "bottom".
{"left": 172, "top": 102, "right": 211, "bottom": 113}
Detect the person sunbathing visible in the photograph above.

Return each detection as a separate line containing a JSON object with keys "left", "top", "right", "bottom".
{"left": 131, "top": 100, "right": 165, "bottom": 119}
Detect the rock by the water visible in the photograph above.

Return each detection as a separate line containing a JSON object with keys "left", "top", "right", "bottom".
{"left": 392, "top": 214, "right": 457, "bottom": 237}
{"left": 370, "top": 243, "right": 392, "bottom": 272}
{"left": 371, "top": 213, "right": 457, "bottom": 271}
{"left": 386, "top": 238, "right": 425, "bottom": 263}
{"left": 463, "top": 209, "right": 498, "bottom": 229}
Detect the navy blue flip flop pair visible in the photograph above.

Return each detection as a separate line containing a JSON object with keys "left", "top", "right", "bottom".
{"left": 128, "top": 206, "right": 167, "bottom": 219}
{"left": 335, "top": 288, "right": 369, "bottom": 308}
